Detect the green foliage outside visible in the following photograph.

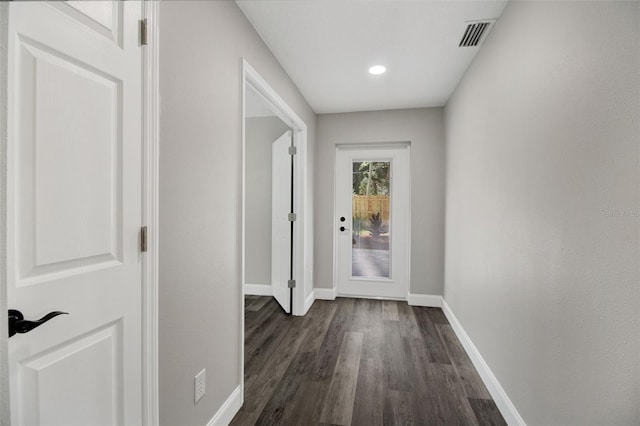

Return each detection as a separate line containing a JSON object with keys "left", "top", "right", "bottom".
{"left": 352, "top": 161, "right": 390, "bottom": 196}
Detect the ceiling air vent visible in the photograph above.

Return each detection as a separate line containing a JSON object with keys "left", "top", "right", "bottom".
{"left": 459, "top": 20, "right": 494, "bottom": 47}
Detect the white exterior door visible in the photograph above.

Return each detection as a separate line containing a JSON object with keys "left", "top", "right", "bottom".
{"left": 335, "top": 145, "right": 410, "bottom": 299}
{"left": 7, "top": 2, "right": 144, "bottom": 424}
{"left": 271, "top": 131, "right": 292, "bottom": 313}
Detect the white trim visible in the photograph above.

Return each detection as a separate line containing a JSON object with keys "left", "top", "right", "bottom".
{"left": 405, "top": 145, "right": 412, "bottom": 304}
{"left": 314, "top": 287, "right": 337, "bottom": 300}
{"left": 206, "top": 385, "right": 242, "bottom": 426}
{"left": 240, "top": 59, "right": 247, "bottom": 410}
{"left": 441, "top": 300, "right": 526, "bottom": 426}
{"left": 141, "top": 2, "right": 159, "bottom": 425}
{"left": 244, "top": 64, "right": 303, "bottom": 130}
{"left": 407, "top": 293, "right": 443, "bottom": 307}
{"left": 244, "top": 283, "right": 273, "bottom": 296}
{"left": 337, "top": 293, "right": 406, "bottom": 301}
{"left": 335, "top": 141, "right": 411, "bottom": 150}
{"left": 303, "top": 290, "right": 315, "bottom": 314}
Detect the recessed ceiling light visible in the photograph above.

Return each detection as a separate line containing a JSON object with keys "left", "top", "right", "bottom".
{"left": 368, "top": 65, "right": 386, "bottom": 75}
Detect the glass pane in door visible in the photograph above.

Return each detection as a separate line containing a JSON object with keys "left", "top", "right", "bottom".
{"left": 351, "top": 161, "right": 391, "bottom": 278}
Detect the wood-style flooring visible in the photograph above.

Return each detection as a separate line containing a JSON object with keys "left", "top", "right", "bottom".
{"left": 231, "top": 296, "right": 506, "bottom": 426}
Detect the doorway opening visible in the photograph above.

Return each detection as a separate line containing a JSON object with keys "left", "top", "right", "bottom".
{"left": 241, "top": 59, "right": 311, "bottom": 404}
{"left": 244, "top": 85, "right": 293, "bottom": 313}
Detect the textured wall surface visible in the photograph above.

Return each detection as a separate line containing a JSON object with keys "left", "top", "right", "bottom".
{"left": 245, "top": 116, "right": 290, "bottom": 286}
{"left": 316, "top": 108, "right": 446, "bottom": 296}
{"left": 159, "top": 2, "right": 316, "bottom": 424}
{"left": 444, "top": 1, "right": 640, "bottom": 424}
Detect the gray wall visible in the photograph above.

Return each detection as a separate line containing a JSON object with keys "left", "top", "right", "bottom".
{"left": 444, "top": 2, "right": 640, "bottom": 425}
{"left": 316, "top": 108, "right": 446, "bottom": 295}
{"left": 245, "top": 116, "right": 290, "bottom": 285}
{"left": 159, "top": 2, "right": 316, "bottom": 424}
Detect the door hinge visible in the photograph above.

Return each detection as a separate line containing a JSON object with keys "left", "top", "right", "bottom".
{"left": 288, "top": 213, "right": 297, "bottom": 222}
{"left": 140, "top": 19, "right": 148, "bottom": 46}
{"left": 288, "top": 146, "right": 297, "bottom": 155}
{"left": 288, "top": 279, "right": 296, "bottom": 288}
{"left": 141, "top": 226, "right": 148, "bottom": 252}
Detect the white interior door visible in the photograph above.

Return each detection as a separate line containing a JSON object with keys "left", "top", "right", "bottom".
{"left": 7, "top": 2, "right": 144, "bottom": 424}
{"left": 335, "top": 145, "right": 410, "bottom": 299}
{"left": 271, "top": 131, "right": 293, "bottom": 313}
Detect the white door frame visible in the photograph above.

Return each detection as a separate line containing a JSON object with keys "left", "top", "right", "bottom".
{"left": 241, "top": 58, "right": 311, "bottom": 403}
{"left": 333, "top": 142, "right": 412, "bottom": 301}
{"left": 0, "top": 3, "right": 160, "bottom": 424}
{"left": 141, "top": 2, "right": 160, "bottom": 425}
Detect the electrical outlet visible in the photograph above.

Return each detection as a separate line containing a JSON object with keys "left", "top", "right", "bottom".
{"left": 194, "top": 368, "right": 206, "bottom": 404}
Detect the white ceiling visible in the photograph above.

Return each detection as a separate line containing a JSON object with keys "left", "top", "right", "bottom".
{"left": 236, "top": 0, "right": 509, "bottom": 114}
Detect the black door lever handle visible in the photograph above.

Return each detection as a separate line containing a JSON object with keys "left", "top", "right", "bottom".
{"left": 8, "top": 309, "right": 68, "bottom": 337}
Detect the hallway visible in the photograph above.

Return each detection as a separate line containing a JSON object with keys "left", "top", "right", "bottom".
{"left": 232, "top": 297, "right": 506, "bottom": 425}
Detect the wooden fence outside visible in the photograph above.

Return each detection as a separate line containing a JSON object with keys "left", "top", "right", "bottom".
{"left": 352, "top": 195, "right": 390, "bottom": 221}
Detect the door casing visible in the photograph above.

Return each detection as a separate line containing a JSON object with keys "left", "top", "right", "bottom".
{"left": 0, "top": 3, "right": 159, "bottom": 424}
{"left": 333, "top": 142, "right": 412, "bottom": 300}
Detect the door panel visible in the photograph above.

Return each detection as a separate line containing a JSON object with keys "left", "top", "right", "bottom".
{"left": 61, "top": 1, "right": 122, "bottom": 43}
{"left": 7, "top": 2, "right": 143, "bottom": 424}
{"left": 16, "top": 38, "right": 122, "bottom": 284}
{"left": 335, "top": 146, "right": 410, "bottom": 299}
{"left": 271, "top": 131, "right": 292, "bottom": 313}
{"left": 18, "top": 322, "right": 123, "bottom": 425}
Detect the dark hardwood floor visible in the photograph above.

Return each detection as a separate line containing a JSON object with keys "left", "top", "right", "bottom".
{"left": 231, "top": 296, "right": 506, "bottom": 426}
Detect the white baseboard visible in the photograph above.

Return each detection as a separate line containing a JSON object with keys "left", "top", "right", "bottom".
{"left": 407, "top": 293, "right": 443, "bottom": 307}
{"left": 314, "top": 287, "right": 337, "bottom": 300}
{"left": 441, "top": 300, "right": 526, "bottom": 426}
{"left": 244, "top": 283, "right": 272, "bottom": 296}
{"left": 206, "top": 385, "right": 242, "bottom": 426}
{"left": 303, "top": 290, "right": 315, "bottom": 314}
